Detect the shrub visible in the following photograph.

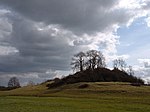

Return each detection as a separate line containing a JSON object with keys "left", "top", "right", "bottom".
{"left": 78, "top": 84, "right": 89, "bottom": 88}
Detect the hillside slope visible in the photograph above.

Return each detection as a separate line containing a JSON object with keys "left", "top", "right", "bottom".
{"left": 0, "top": 82, "right": 150, "bottom": 112}
{"left": 48, "top": 68, "right": 144, "bottom": 88}
{"left": 0, "top": 82, "right": 150, "bottom": 98}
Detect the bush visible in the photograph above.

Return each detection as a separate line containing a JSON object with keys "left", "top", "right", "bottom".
{"left": 78, "top": 84, "right": 89, "bottom": 88}
{"left": 131, "top": 83, "right": 142, "bottom": 87}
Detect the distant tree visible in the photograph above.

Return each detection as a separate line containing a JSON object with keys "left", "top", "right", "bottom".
{"left": 113, "top": 58, "right": 127, "bottom": 71}
{"left": 71, "top": 51, "right": 86, "bottom": 72}
{"left": 27, "top": 80, "right": 35, "bottom": 86}
{"left": 127, "top": 66, "right": 134, "bottom": 76}
{"left": 113, "top": 59, "right": 118, "bottom": 69}
{"left": 8, "top": 77, "right": 20, "bottom": 88}
{"left": 86, "top": 50, "right": 106, "bottom": 70}
{"left": 147, "top": 79, "right": 150, "bottom": 85}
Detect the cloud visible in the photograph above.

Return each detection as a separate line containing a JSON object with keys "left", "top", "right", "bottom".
{"left": 0, "top": 16, "right": 80, "bottom": 73}
{"left": 1, "top": 0, "right": 143, "bottom": 34}
{"left": 0, "top": 70, "right": 59, "bottom": 86}
{"left": 0, "top": 0, "right": 150, "bottom": 85}
{"left": 134, "top": 65, "right": 150, "bottom": 83}
{"left": 138, "top": 59, "right": 150, "bottom": 68}
{"left": 132, "top": 59, "right": 150, "bottom": 83}
{"left": 145, "top": 17, "right": 150, "bottom": 27}
{"left": 0, "top": 0, "right": 119, "bottom": 34}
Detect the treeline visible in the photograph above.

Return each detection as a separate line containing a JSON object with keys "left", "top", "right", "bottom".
{"left": 71, "top": 50, "right": 131, "bottom": 73}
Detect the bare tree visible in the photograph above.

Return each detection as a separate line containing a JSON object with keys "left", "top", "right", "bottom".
{"left": 86, "top": 50, "right": 106, "bottom": 70}
{"left": 113, "top": 58, "right": 127, "bottom": 71}
{"left": 8, "top": 77, "right": 20, "bottom": 88}
{"left": 127, "top": 66, "right": 134, "bottom": 76}
{"left": 113, "top": 59, "right": 118, "bottom": 69}
{"left": 71, "top": 50, "right": 106, "bottom": 72}
{"left": 97, "top": 52, "right": 106, "bottom": 68}
{"left": 27, "top": 80, "right": 35, "bottom": 86}
{"left": 71, "top": 52, "right": 86, "bottom": 72}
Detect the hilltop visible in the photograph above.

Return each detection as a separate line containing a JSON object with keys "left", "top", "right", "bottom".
{"left": 47, "top": 68, "right": 144, "bottom": 88}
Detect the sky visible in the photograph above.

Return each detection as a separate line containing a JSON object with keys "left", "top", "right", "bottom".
{"left": 0, "top": 0, "right": 150, "bottom": 86}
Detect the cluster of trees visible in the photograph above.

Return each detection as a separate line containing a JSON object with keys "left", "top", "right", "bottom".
{"left": 7, "top": 77, "right": 35, "bottom": 88}
{"left": 71, "top": 50, "right": 106, "bottom": 72}
{"left": 113, "top": 58, "right": 127, "bottom": 71}
{"left": 48, "top": 51, "right": 144, "bottom": 88}
{"left": 71, "top": 50, "right": 134, "bottom": 75}
{"left": 113, "top": 58, "right": 135, "bottom": 76}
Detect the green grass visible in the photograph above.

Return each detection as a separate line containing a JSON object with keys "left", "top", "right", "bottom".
{"left": 0, "top": 96, "right": 150, "bottom": 112}
{"left": 0, "top": 82, "right": 150, "bottom": 112}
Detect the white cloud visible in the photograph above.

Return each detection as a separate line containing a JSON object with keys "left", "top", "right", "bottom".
{"left": 0, "top": 9, "right": 12, "bottom": 40}
{"left": 138, "top": 59, "right": 150, "bottom": 68}
{"left": 145, "top": 17, "right": 150, "bottom": 27}
{"left": 0, "top": 46, "right": 18, "bottom": 55}
{"left": 132, "top": 59, "right": 150, "bottom": 83}
{"left": 134, "top": 66, "right": 150, "bottom": 83}
{"left": 117, "top": 0, "right": 141, "bottom": 9}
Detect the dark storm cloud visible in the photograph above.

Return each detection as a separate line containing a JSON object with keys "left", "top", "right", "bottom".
{"left": 0, "top": 0, "right": 133, "bottom": 77}
{"left": 0, "top": 0, "right": 125, "bottom": 75}
{"left": 0, "top": 17, "right": 80, "bottom": 74}
{"left": 0, "top": 0, "right": 130, "bottom": 34}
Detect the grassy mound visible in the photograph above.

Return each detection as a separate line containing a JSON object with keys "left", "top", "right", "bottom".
{"left": 48, "top": 68, "right": 144, "bottom": 88}
{"left": 0, "top": 81, "right": 150, "bottom": 97}
{"left": 0, "top": 82, "right": 150, "bottom": 112}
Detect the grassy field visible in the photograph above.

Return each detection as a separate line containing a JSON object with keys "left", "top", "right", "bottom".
{"left": 0, "top": 82, "right": 150, "bottom": 112}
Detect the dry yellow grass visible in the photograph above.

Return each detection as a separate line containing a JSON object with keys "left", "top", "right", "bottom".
{"left": 0, "top": 82, "right": 150, "bottom": 98}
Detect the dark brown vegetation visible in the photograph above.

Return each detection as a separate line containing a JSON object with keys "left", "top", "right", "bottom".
{"left": 78, "top": 84, "right": 89, "bottom": 88}
{"left": 0, "top": 86, "right": 20, "bottom": 91}
{"left": 47, "top": 68, "right": 144, "bottom": 88}
{"left": 71, "top": 50, "right": 106, "bottom": 72}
